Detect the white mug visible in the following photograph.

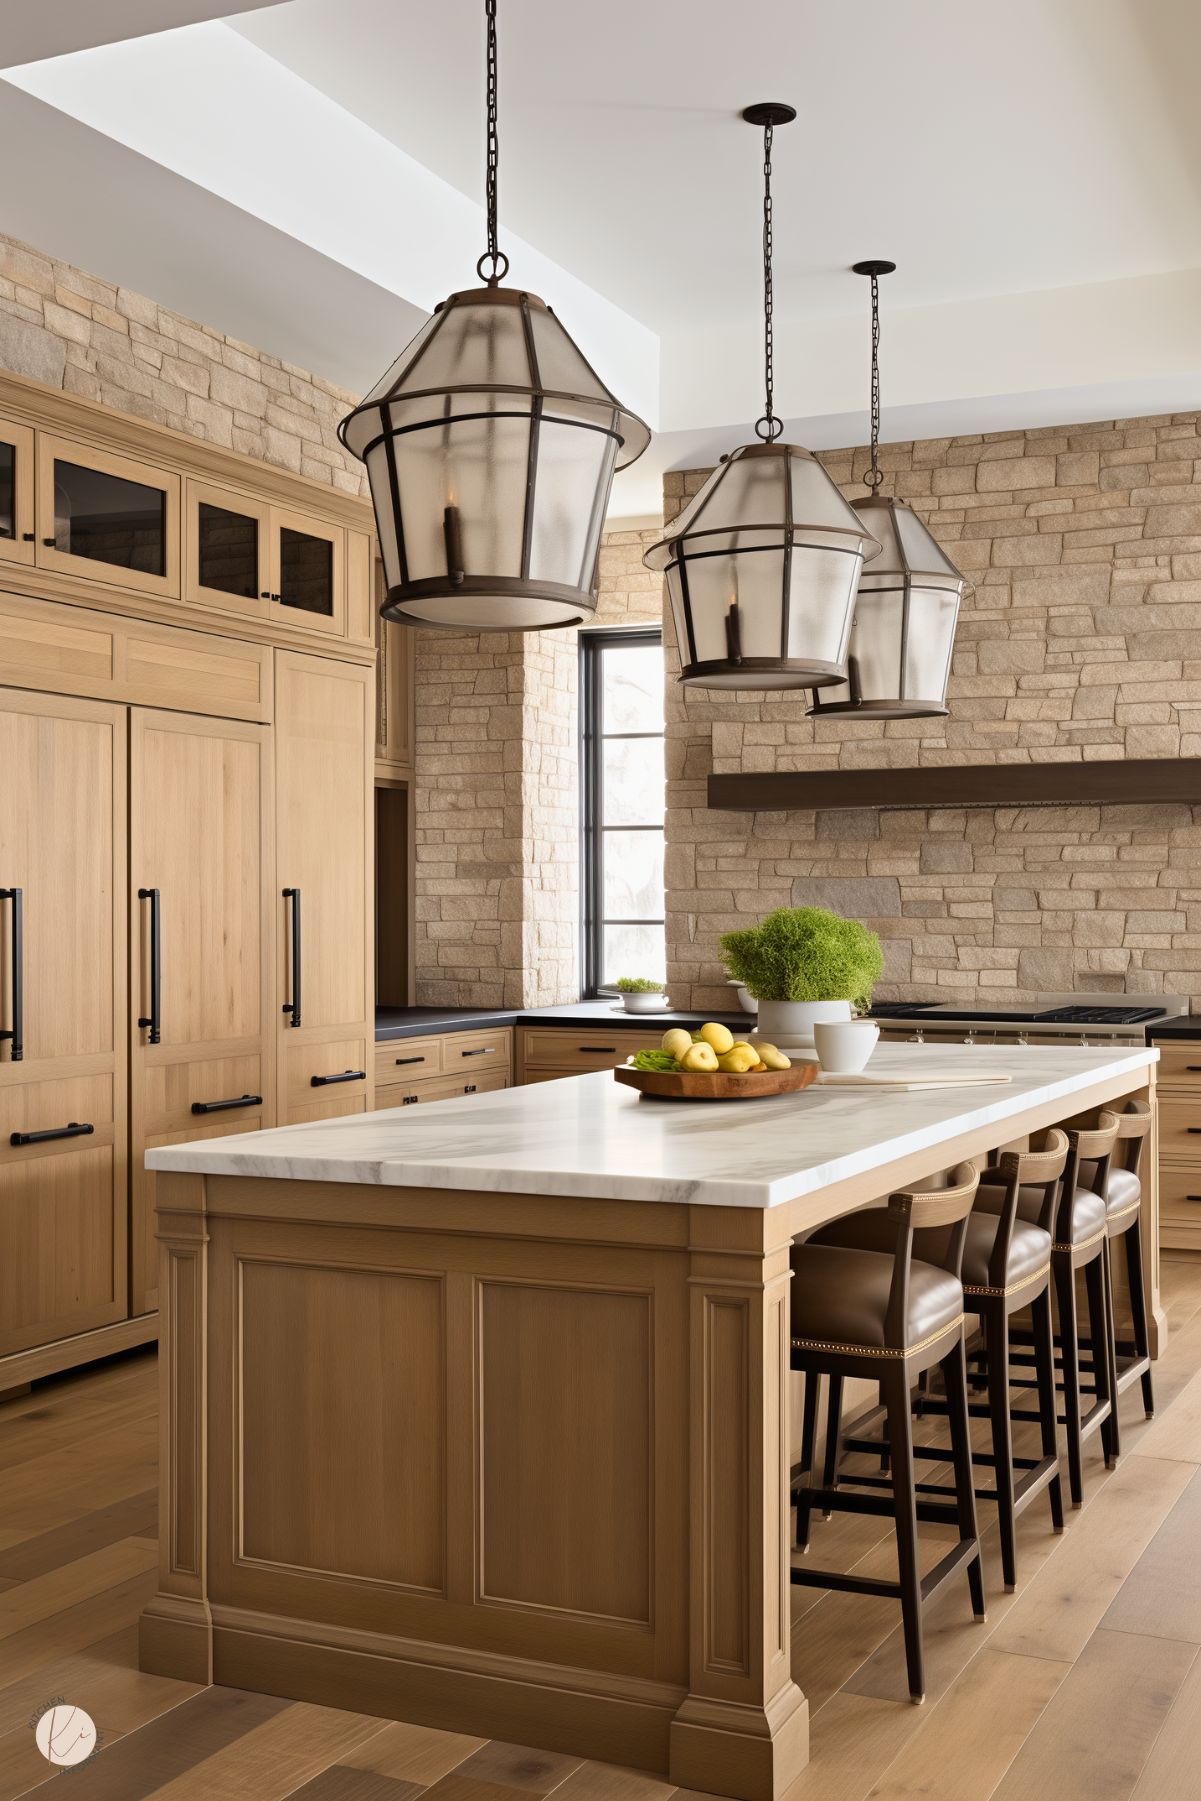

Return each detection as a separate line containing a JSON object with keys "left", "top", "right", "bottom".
{"left": 813, "top": 1018, "right": 879, "bottom": 1075}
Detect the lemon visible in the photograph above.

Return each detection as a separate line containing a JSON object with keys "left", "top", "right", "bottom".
{"left": 680, "top": 1041, "right": 719, "bottom": 1072}
{"left": 718, "top": 1045, "right": 759, "bottom": 1074}
{"left": 757, "top": 1043, "right": 792, "bottom": 1071}
{"left": 661, "top": 1027, "right": 693, "bottom": 1061}
{"left": 699, "top": 1021, "right": 734, "bottom": 1055}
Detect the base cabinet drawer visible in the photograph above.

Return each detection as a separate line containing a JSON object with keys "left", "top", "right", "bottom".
{"left": 440, "top": 1028, "right": 512, "bottom": 1076}
{"left": 1159, "top": 1163, "right": 1201, "bottom": 1245}
{"left": 1158, "top": 1096, "right": 1201, "bottom": 1159}
{"left": 376, "top": 1068, "right": 509, "bottom": 1110}
{"left": 519, "top": 1027, "right": 659, "bottom": 1076}
{"left": 374, "top": 1035, "right": 444, "bottom": 1085}
{"left": 1155, "top": 1044, "right": 1201, "bottom": 1088}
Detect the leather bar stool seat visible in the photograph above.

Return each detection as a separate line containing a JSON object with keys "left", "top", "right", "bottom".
{"left": 810, "top": 1210, "right": 1051, "bottom": 1298}
{"left": 976, "top": 1183, "right": 1105, "bottom": 1249}
{"left": 791, "top": 1244, "right": 963, "bottom": 1355}
{"left": 1103, "top": 1166, "right": 1141, "bottom": 1223}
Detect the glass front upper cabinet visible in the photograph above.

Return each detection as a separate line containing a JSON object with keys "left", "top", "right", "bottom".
{"left": 184, "top": 484, "right": 344, "bottom": 634}
{"left": 0, "top": 418, "right": 36, "bottom": 568}
{"left": 36, "top": 435, "right": 180, "bottom": 599}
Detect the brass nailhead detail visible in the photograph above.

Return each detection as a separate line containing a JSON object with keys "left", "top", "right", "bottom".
{"left": 790, "top": 1314, "right": 965, "bottom": 1362}
{"left": 1052, "top": 1226, "right": 1106, "bottom": 1254}
{"left": 963, "top": 1263, "right": 1051, "bottom": 1299}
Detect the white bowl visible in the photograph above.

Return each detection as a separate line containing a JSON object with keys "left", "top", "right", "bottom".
{"left": 813, "top": 1019, "right": 879, "bottom": 1075}
{"left": 621, "top": 991, "right": 667, "bottom": 1014}
{"left": 726, "top": 981, "right": 757, "bottom": 1015}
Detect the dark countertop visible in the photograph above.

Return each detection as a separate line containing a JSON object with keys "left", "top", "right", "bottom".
{"left": 1147, "top": 1016, "right": 1201, "bottom": 1041}
{"left": 375, "top": 1002, "right": 753, "bottom": 1042}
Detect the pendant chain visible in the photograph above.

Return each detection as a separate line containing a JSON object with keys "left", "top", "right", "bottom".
{"left": 477, "top": 0, "right": 509, "bottom": 284}
{"left": 867, "top": 269, "right": 883, "bottom": 490}
{"left": 755, "top": 121, "right": 782, "bottom": 442}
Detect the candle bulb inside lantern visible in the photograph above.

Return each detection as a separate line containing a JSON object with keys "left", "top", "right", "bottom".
{"left": 724, "top": 596, "right": 743, "bottom": 662}
{"left": 443, "top": 502, "right": 465, "bottom": 585}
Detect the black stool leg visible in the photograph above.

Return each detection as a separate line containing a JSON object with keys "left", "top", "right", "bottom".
{"left": 1087, "top": 1253, "right": 1117, "bottom": 1469}
{"left": 797, "top": 1373, "right": 819, "bottom": 1551}
{"left": 985, "top": 1310, "right": 1018, "bottom": 1591}
{"left": 1053, "top": 1256, "right": 1085, "bottom": 1507}
{"left": 878, "top": 1378, "right": 891, "bottom": 1473}
{"left": 1031, "top": 1287, "right": 1064, "bottom": 1533}
{"left": 1124, "top": 1221, "right": 1155, "bottom": 1418}
{"left": 821, "top": 1373, "right": 844, "bottom": 1518}
{"left": 942, "top": 1336, "right": 986, "bottom": 1623}
{"left": 883, "top": 1364, "right": 925, "bottom": 1704}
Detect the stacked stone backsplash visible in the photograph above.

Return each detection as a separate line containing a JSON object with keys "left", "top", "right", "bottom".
{"left": 412, "top": 529, "right": 662, "bottom": 1008}
{"left": 666, "top": 414, "right": 1201, "bottom": 1014}
{"left": 0, "top": 233, "right": 365, "bottom": 493}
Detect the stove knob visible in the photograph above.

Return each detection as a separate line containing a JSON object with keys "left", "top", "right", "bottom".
{"left": 1017, "top": 1034, "right": 1028, "bottom": 1047}
{"left": 913, "top": 1029, "right": 924, "bottom": 1045}
{"left": 964, "top": 1032, "right": 975, "bottom": 1047}
{"left": 1079, "top": 1033, "right": 1090, "bottom": 1048}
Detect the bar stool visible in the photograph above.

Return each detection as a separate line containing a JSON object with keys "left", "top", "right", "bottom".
{"left": 990, "top": 1112, "right": 1119, "bottom": 1507}
{"left": 1073, "top": 1100, "right": 1155, "bottom": 1455}
{"left": 790, "top": 1161, "right": 985, "bottom": 1705}
{"left": 811, "top": 1131, "right": 1068, "bottom": 1593}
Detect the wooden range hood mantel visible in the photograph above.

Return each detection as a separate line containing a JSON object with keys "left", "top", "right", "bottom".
{"left": 708, "top": 757, "right": 1201, "bottom": 813}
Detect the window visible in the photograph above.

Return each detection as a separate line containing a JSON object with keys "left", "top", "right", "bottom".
{"left": 580, "top": 627, "right": 665, "bottom": 997}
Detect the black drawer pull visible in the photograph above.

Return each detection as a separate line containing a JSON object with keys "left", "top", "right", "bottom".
{"left": 191, "top": 1093, "right": 262, "bottom": 1115}
{"left": 10, "top": 1121, "right": 94, "bottom": 1147}
{"left": 1187, "top": 1065, "right": 1201, "bottom": 1072}
{"left": 1186, "top": 1195, "right": 1201, "bottom": 1203}
{"left": 282, "top": 888, "right": 302, "bottom": 1028}
{"left": 393, "top": 1054, "right": 427, "bottom": 1066}
{"left": 401, "top": 1094, "right": 419, "bottom": 1105}
{"left": 465, "top": 1083, "right": 477, "bottom": 1093}
{"left": 1188, "top": 1128, "right": 1201, "bottom": 1135}
{"left": 137, "top": 886, "right": 161, "bottom": 1044}
{"left": 310, "top": 1068, "right": 366, "bottom": 1087}
{"left": 0, "top": 887, "right": 23, "bottom": 1062}
{"left": 461, "top": 1046, "right": 495, "bottom": 1058}
{"left": 582, "top": 1045, "right": 617, "bottom": 1053}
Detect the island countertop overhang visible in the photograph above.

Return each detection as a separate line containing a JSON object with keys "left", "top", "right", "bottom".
{"left": 145, "top": 1043, "right": 1158, "bottom": 1210}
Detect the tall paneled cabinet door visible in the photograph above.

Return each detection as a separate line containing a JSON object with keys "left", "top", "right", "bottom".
{"left": 0, "top": 689, "right": 128, "bottom": 1358}
{"left": 275, "top": 651, "right": 373, "bottom": 1123}
{"left": 0, "top": 418, "right": 35, "bottom": 567}
{"left": 129, "top": 709, "right": 274, "bottom": 1315}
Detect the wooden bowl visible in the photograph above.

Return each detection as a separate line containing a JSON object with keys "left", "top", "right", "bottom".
{"left": 613, "top": 1061, "right": 818, "bottom": 1102}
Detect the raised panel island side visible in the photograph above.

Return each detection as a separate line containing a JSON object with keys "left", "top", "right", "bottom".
{"left": 139, "top": 1042, "right": 1160, "bottom": 1801}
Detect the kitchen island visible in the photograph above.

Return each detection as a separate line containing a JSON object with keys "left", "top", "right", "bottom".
{"left": 139, "top": 1043, "right": 1159, "bottom": 1801}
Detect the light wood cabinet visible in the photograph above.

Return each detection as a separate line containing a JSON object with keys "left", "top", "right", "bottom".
{"left": 0, "top": 416, "right": 35, "bottom": 567}
{"left": 374, "top": 570, "right": 414, "bottom": 774}
{"left": 1157, "top": 1037, "right": 1201, "bottom": 1253}
{"left": 518, "top": 1025, "right": 661, "bottom": 1082}
{"left": 275, "top": 652, "right": 374, "bottom": 1123}
{"left": 0, "top": 377, "right": 378, "bottom": 1388}
{"left": 129, "top": 710, "right": 274, "bottom": 1314}
{"left": 36, "top": 433, "right": 181, "bottom": 601}
{"left": 0, "top": 691, "right": 128, "bottom": 1355}
{"left": 184, "top": 481, "right": 346, "bottom": 638}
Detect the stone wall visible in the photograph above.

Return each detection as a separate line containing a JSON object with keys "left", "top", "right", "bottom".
{"left": 0, "top": 233, "right": 365, "bottom": 494}
{"left": 666, "top": 415, "right": 1201, "bottom": 1012}
{"left": 412, "top": 528, "right": 661, "bottom": 1008}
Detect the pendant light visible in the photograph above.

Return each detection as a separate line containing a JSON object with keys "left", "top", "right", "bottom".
{"left": 644, "top": 104, "right": 879, "bottom": 688}
{"left": 339, "top": 0, "right": 650, "bottom": 632}
{"left": 809, "top": 262, "right": 967, "bottom": 719}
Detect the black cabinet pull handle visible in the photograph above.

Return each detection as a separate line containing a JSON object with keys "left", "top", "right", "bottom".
{"left": 464, "top": 1083, "right": 477, "bottom": 1094}
{"left": 10, "top": 1121, "right": 93, "bottom": 1147}
{"left": 310, "top": 1068, "right": 365, "bottom": 1087}
{"left": 42, "top": 536, "right": 56, "bottom": 547}
{"left": 282, "top": 888, "right": 301, "bottom": 1027}
{"left": 394, "top": 1055, "right": 427, "bottom": 1066}
{"left": 21, "top": 532, "right": 34, "bottom": 542}
{"left": 1188, "top": 1128, "right": 1201, "bottom": 1135}
{"left": 0, "top": 887, "right": 23, "bottom": 1062}
{"left": 1187, "top": 1066, "right": 1201, "bottom": 1072}
{"left": 260, "top": 591, "right": 271, "bottom": 600}
{"left": 137, "top": 887, "right": 161, "bottom": 1044}
{"left": 583, "top": 1045, "right": 616, "bottom": 1053}
{"left": 461, "top": 1046, "right": 494, "bottom": 1058}
{"left": 402, "top": 1094, "right": 419, "bottom": 1105}
{"left": 1186, "top": 1195, "right": 1201, "bottom": 1203}
{"left": 191, "top": 1093, "right": 263, "bottom": 1115}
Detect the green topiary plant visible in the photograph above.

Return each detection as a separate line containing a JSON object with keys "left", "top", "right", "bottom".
{"left": 719, "top": 907, "right": 883, "bottom": 1012}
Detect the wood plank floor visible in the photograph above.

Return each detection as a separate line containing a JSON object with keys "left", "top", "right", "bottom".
{"left": 3, "top": 1256, "right": 1201, "bottom": 1801}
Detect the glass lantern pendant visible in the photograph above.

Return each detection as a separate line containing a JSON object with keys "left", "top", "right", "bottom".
{"left": 809, "top": 262, "right": 967, "bottom": 719}
{"left": 644, "top": 104, "right": 879, "bottom": 689}
{"left": 339, "top": 0, "right": 650, "bottom": 632}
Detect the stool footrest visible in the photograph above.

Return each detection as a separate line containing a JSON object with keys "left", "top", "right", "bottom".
{"left": 794, "top": 1483, "right": 961, "bottom": 1529}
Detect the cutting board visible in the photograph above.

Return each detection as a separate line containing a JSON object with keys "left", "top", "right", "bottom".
{"left": 815, "top": 1070, "right": 1013, "bottom": 1090}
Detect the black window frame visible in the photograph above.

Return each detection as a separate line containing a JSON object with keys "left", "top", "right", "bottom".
{"left": 579, "top": 624, "right": 665, "bottom": 999}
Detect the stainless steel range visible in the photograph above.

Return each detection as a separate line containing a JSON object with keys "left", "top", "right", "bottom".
{"left": 867, "top": 992, "right": 1185, "bottom": 1047}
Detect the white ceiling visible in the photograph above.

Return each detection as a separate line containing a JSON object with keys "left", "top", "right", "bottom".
{"left": 5, "top": 0, "right": 1201, "bottom": 519}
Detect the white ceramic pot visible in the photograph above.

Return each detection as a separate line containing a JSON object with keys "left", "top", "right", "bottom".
{"left": 754, "top": 998, "right": 853, "bottom": 1043}
{"left": 813, "top": 1018, "right": 880, "bottom": 1075}
{"left": 726, "top": 980, "right": 757, "bottom": 1015}
{"left": 621, "top": 991, "right": 667, "bottom": 1014}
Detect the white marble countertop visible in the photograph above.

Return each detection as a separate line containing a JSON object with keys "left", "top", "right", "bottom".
{"left": 145, "top": 1043, "right": 1157, "bottom": 1209}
